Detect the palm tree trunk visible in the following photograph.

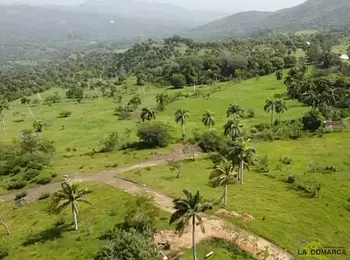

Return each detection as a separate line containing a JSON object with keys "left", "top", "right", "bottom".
{"left": 72, "top": 204, "right": 79, "bottom": 231}
{"left": 1, "top": 112, "right": 7, "bottom": 136}
{"left": 224, "top": 183, "right": 228, "bottom": 206}
{"left": 182, "top": 123, "right": 186, "bottom": 140}
{"left": 27, "top": 105, "right": 35, "bottom": 120}
{"left": 279, "top": 112, "right": 282, "bottom": 122}
{"left": 192, "top": 215, "right": 197, "bottom": 260}
{"left": 193, "top": 82, "right": 196, "bottom": 94}
{"left": 0, "top": 219, "right": 10, "bottom": 235}
{"left": 240, "top": 160, "right": 244, "bottom": 185}
{"left": 271, "top": 110, "right": 274, "bottom": 126}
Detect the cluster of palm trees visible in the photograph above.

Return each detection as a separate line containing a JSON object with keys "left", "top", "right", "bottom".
{"left": 264, "top": 98, "right": 288, "bottom": 126}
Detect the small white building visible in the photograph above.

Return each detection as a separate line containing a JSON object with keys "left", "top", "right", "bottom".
{"left": 340, "top": 54, "right": 349, "bottom": 60}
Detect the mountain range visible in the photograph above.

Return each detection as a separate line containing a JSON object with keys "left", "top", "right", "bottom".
{"left": 187, "top": 0, "right": 350, "bottom": 38}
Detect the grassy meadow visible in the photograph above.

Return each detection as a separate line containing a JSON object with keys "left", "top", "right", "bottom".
{"left": 121, "top": 133, "right": 350, "bottom": 258}
{"left": 0, "top": 72, "right": 308, "bottom": 193}
{"left": 0, "top": 182, "right": 170, "bottom": 260}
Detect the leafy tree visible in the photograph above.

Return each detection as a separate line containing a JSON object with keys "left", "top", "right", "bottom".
{"left": 275, "top": 70, "right": 283, "bottom": 84}
{"left": 302, "top": 109, "right": 323, "bottom": 132}
{"left": 0, "top": 99, "right": 9, "bottom": 136}
{"left": 169, "top": 190, "right": 212, "bottom": 260}
{"left": 275, "top": 98, "right": 288, "bottom": 121}
{"left": 229, "top": 138, "right": 255, "bottom": 185}
{"left": 201, "top": 110, "right": 215, "bottom": 129}
{"left": 52, "top": 180, "right": 91, "bottom": 231}
{"left": 155, "top": 93, "right": 169, "bottom": 111}
{"left": 95, "top": 228, "right": 161, "bottom": 260}
{"left": 226, "top": 103, "right": 244, "bottom": 118}
{"left": 137, "top": 121, "right": 172, "bottom": 148}
{"left": 175, "top": 108, "right": 189, "bottom": 139}
{"left": 209, "top": 159, "right": 237, "bottom": 206}
{"left": 100, "top": 132, "right": 120, "bottom": 152}
{"left": 33, "top": 120, "right": 43, "bottom": 134}
{"left": 21, "top": 97, "right": 35, "bottom": 120}
{"left": 140, "top": 107, "right": 156, "bottom": 122}
{"left": 66, "top": 87, "right": 84, "bottom": 103}
{"left": 264, "top": 98, "right": 276, "bottom": 126}
{"left": 128, "top": 94, "right": 142, "bottom": 108}
{"left": 170, "top": 74, "right": 186, "bottom": 89}
{"left": 223, "top": 119, "right": 242, "bottom": 141}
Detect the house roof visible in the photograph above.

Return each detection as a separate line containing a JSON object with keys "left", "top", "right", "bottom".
{"left": 324, "top": 121, "right": 341, "bottom": 126}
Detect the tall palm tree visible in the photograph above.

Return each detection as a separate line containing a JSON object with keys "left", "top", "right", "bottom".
{"left": 175, "top": 108, "right": 189, "bottom": 139}
{"left": 140, "top": 107, "right": 156, "bottom": 122}
{"left": 229, "top": 138, "right": 255, "bottom": 185}
{"left": 52, "top": 180, "right": 91, "bottom": 231}
{"left": 275, "top": 98, "right": 288, "bottom": 122}
{"left": 226, "top": 103, "right": 244, "bottom": 118}
{"left": 21, "top": 97, "right": 35, "bottom": 120}
{"left": 169, "top": 190, "right": 212, "bottom": 260}
{"left": 0, "top": 100, "right": 9, "bottom": 136}
{"left": 201, "top": 110, "right": 215, "bottom": 129}
{"left": 209, "top": 159, "right": 237, "bottom": 206}
{"left": 264, "top": 98, "right": 276, "bottom": 126}
{"left": 223, "top": 119, "right": 242, "bottom": 141}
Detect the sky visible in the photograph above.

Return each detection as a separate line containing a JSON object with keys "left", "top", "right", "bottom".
{"left": 0, "top": 0, "right": 307, "bottom": 12}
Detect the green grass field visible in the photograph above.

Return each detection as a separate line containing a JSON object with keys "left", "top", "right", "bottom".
{"left": 0, "top": 72, "right": 308, "bottom": 193}
{"left": 0, "top": 182, "right": 170, "bottom": 260}
{"left": 121, "top": 133, "right": 350, "bottom": 259}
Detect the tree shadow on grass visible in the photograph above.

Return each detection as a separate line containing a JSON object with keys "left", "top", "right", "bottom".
{"left": 161, "top": 176, "right": 178, "bottom": 181}
{"left": 22, "top": 222, "right": 73, "bottom": 246}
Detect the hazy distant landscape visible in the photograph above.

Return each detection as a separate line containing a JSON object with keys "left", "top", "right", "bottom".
{"left": 0, "top": 0, "right": 350, "bottom": 260}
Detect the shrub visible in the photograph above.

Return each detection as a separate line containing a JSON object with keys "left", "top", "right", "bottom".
{"left": 197, "top": 131, "right": 225, "bottom": 152}
{"left": 255, "top": 155, "right": 269, "bottom": 173}
{"left": 302, "top": 109, "right": 323, "bottom": 132}
{"left": 23, "top": 169, "right": 40, "bottom": 181}
{"left": 137, "top": 122, "right": 172, "bottom": 148}
{"left": 12, "top": 165, "right": 21, "bottom": 175}
{"left": 36, "top": 176, "right": 52, "bottom": 185}
{"left": 170, "top": 73, "right": 186, "bottom": 89}
{"left": 286, "top": 176, "right": 295, "bottom": 184}
{"left": 44, "top": 93, "right": 61, "bottom": 104}
{"left": 58, "top": 111, "right": 72, "bottom": 118}
{"left": 246, "top": 109, "right": 255, "bottom": 119}
{"left": 7, "top": 180, "right": 27, "bottom": 190}
{"left": 38, "top": 192, "right": 50, "bottom": 200}
{"left": 15, "top": 191, "right": 27, "bottom": 201}
{"left": 281, "top": 157, "right": 292, "bottom": 165}
{"left": 100, "top": 132, "right": 120, "bottom": 153}
{"left": 0, "top": 248, "right": 9, "bottom": 259}
{"left": 114, "top": 105, "right": 133, "bottom": 120}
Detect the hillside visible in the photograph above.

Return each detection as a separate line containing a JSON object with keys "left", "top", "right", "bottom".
{"left": 187, "top": 0, "right": 350, "bottom": 38}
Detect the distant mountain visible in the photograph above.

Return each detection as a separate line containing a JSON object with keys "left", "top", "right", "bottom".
{"left": 187, "top": 0, "right": 350, "bottom": 38}
{"left": 77, "top": 0, "right": 228, "bottom": 26}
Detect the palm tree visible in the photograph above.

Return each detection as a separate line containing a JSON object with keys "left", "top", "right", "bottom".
{"left": 52, "top": 180, "right": 91, "bottom": 231}
{"left": 226, "top": 103, "right": 244, "bottom": 118}
{"left": 175, "top": 108, "right": 189, "bottom": 139}
{"left": 169, "top": 190, "right": 212, "bottom": 260}
{"left": 275, "top": 70, "right": 283, "bottom": 84}
{"left": 223, "top": 119, "right": 242, "bottom": 141}
{"left": 21, "top": 97, "right": 35, "bottom": 120}
{"left": 0, "top": 100, "right": 9, "bottom": 136}
{"left": 264, "top": 98, "right": 276, "bottom": 126}
{"left": 155, "top": 93, "right": 169, "bottom": 111}
{"left": 275, "top": 98, "right": 288, "bottom": 122}
{"left": 33, "top": 120, "right": 43, "bottom": 134}
{"left": 128, "top": 94, "right": 142, "bottom": 108}
{"left": 140, "top": 107, "right": 156, "bottom": 122}
{"left": 201, "top": 110, "right": 215, "bottom": 129}
{"left": 229, "top": 138, "right": 255, "bottom": 185}
{"left": 209, "top": 159, "right": 237, "bottom": 206}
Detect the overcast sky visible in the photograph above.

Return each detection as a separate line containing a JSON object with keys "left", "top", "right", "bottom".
{"left": 0, "top": 0, "right": 307, "bottom": 12}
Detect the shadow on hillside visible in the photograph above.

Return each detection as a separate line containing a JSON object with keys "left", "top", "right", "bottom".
{"left": 22, "top": 222, "right": 73, "bottom": 246}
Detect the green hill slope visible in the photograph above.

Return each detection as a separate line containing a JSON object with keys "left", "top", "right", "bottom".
{"left": 187, "top": 0, "right": 350, "bottom": 38}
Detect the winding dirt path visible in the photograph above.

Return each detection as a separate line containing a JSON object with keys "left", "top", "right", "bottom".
{"left": 0, "top": 154, "right": 294, "bottom": 260}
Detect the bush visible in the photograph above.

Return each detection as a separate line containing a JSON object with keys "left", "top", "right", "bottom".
{"left": 170, "top": 73, "right": 186, "bottom": 89}
{"left": 15, "top": 191, "right": 27, "bottom": 201}
{"left": 255, "top": 155, "right": 269, "bottom": 173}
{"left": 12, "top": 165, "right": 21, "bottom": 175}
{"left": 281, "top": 157, "right": 292, "bottom": 165}
{"left": 23, "top": 169, "right": 40, "bottom": 181}
{"left": 302, "top": 109, "right": 323, "bottom": 132}
{"left": 0, "top": 248, "right": 9, "bottom": 259}
{"left": 58, "top": 111, "right": 72, "bottom": 118}
{"left": 44, "top": 93, "right": 61, "bottom": 104}
{"left": 100, "top": 132, "right": 120, "bottom": 153}
{"left": 7, "top": 180, "right": 27, "bottom": 190}
{"left": 197, "top": 131, "right": 224, "bottom": 153}
{"left": 36, "top": 176, "right": 52, "bottom": 185}
{"left": 286, "top": 176, "right": 295, "bottom": 184}
{"left": 137, "top": 122, "right": 172, "bottom": 148}
{"left": 246, "top": 109, "right": 255, "bottom": 119}
{"left": 114, "top": 105, "right": 133, "bottom": 120}
{"left": 38, "top": 192, "right": 50, "bottom": 200}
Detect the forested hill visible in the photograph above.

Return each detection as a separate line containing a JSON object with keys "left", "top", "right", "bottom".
{"left": 187, "top": 0, "right": 350, "bottom": 38}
